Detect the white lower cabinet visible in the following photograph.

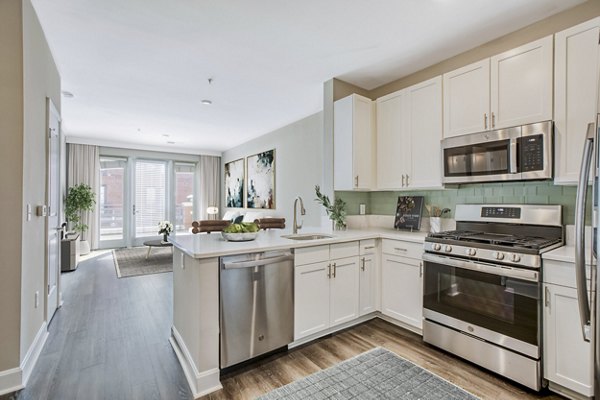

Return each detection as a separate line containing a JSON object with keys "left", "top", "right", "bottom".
{"left": 380, "top": 240, "right": 423, "bottom": 330}
{"left": 294, "top": 261, "right": 331, "bottom": 339}
{"left": 359, "top": 239, "right": 378, "bottom": 316}
{"left": 294, "top": 242, "right": 360, "bottom": 340}
{"left": 543, "top": 283, "right": 593, "bottom": 397}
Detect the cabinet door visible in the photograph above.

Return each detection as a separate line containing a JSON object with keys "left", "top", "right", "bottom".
{"left": 381, "top": 255, "right": 423, "bottom": 329}
{"left": 359, "top": 254, "right": 377, "bottom": 316}
{"left": 543, "top": 284, "right": 593, "bottom": 397}
{"left": 443, "top": 59, "right": 490, "bottom": 137}
{"left": 554, "top": 18, "right": 600, "bottom": 184}
{"left": 294, "top": 261, "right": 330, "bottom": 340}
{"left": 353, "top": 95, "right": 375, "bottom": 190}
{"left": 334, "top": 94, "right": 374, "bottom": 191}
{"left": 376, "top": 91, "right": 408, "bottom": 189}
{"left": 491, "top": 35, "right": 553, "bottom": 129}
{"left": 329, "top": 256, "right": 360, "bottom": 327}
{"left": 406, "top": 76, "right": 443, "bottom": 189}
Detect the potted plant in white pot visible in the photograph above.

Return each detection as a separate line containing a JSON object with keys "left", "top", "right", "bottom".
{"left": 65, "top": 183, "right": 96, "bottom": 255}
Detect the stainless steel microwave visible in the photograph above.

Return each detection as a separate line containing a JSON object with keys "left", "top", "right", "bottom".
{"left": 441, "top": 121, "right": 553, "bottom": 184}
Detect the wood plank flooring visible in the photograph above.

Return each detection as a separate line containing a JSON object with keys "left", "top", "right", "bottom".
{"left": 2, "top": 251, "right": 565, "bottom": 400}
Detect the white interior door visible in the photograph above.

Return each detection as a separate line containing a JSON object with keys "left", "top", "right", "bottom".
{"left": 46, "top": 99, "right": 61, "bottom": 321}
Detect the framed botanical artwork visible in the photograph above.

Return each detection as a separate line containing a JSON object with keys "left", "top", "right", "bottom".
{"left": 224, "top": 158, "right": 245, "bottom": 208}
{"left": 246, "top": 149, "right": 275, "bottom": 209}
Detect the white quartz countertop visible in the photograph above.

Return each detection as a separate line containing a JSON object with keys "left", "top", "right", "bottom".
{"left": 542, "top": 245, "right": 595, "bottom": 265}
{"left": 168, "top": 227, "right": 427, "bottom": 259}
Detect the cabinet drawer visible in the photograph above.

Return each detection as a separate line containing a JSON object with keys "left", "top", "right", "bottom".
{"left": 295, "top": 245, "right": 329, "bottom": 266}
{"left": 359, "top": 239, "right": 376, "bottom": 255}
{"left": 330, "top": 241, "right": 359, "bottom": 260}
{"left": 382, "top": 239, "right": 423, "bottom": 259}
{"left": 543, "top": 259, "right": 591, "bottom": 290}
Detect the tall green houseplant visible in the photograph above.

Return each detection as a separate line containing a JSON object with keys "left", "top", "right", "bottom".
{"left": 65, "top": 183, "right": 96, "bottom": 234}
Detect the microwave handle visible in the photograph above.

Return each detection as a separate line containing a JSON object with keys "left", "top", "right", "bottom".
{"left": 510, "top": 138, "right": 518, "bottom": 174}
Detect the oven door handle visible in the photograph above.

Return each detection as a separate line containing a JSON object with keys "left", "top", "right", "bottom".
{"left": 422, "top": 253, "right": 539, "bottom": 282}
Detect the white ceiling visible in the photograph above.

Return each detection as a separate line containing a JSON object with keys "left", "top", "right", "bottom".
{"left": 31, "top": 0, "right": 585, "bottom": 154}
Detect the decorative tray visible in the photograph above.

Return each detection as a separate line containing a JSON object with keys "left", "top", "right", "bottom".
{"left": 221, "top": 232, "right": 259, "bottom": 242}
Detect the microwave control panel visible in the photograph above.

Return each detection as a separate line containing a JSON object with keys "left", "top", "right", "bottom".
{"left": 519, "top": 134, "right": 544, "bottom": 172}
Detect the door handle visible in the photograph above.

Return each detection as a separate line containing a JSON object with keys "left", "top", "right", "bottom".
{"left": 132, "top": 204, "right": 137, "bottom": 215}
{"left": 509, "top": 138, "right": 518, "bottom": 174}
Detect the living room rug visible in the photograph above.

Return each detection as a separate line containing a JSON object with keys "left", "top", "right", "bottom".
{"left": 112, "top": 247, "right": 173, "bottom": 278}
{"left": 258, "top": 347, "right": 479, "bottom": 400}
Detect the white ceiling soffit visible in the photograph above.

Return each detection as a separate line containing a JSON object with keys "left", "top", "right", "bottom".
{"left": 32, "top": 0, "right": 585, "bottom": 153}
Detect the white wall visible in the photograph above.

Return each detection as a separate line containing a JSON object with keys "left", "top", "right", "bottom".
{"left": 20, "top": 0, "right": 61, "bottom": 361}
{"left": 222, "top": 112, "right": 324, "bottom": 229}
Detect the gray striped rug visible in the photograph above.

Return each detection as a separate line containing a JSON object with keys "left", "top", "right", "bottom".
{"left": 257, "top": 347, "right": 478, "bottom": 400}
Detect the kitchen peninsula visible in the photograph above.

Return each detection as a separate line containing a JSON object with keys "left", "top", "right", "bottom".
{"left": 168, "top": 228, "right": 427, "bottom": 398}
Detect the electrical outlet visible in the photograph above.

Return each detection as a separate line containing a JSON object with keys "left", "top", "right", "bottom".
{"left": 34, "top": 291, "right": 39, "bottom": 308}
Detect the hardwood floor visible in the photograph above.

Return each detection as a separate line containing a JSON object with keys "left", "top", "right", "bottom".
{"left": 2, "top": 251, "right": 565, "bottom": 400}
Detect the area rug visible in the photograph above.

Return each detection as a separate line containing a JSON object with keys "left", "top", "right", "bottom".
{"left": 112, "top": 247, "right": 172, "bottom": 278}
{"left": 257, "top": 347, "right": 479, "bottom": 400}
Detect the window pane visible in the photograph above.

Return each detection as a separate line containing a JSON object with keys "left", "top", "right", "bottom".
{"left": 135, "top": 160, "right": 166, "bottom": 237}
{"left": 175, "top": 163, "right": 195, "bottom": 233}
{"left": 99, "top": 157, "right": 126, "bottom": 241}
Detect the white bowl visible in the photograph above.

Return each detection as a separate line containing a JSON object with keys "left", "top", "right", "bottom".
{"left": 221, "top": 231, "right": 259, "bottom": 242}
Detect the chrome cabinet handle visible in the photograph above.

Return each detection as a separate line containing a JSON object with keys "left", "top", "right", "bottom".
{"left": 544, "top": 286, "right": 550, "bottom": 308}
{"left": 355, "top": 175, "right": 359, "bottom": 187}
{"left": 406, "top": 175, "right": 409, "bottom": 186}
{"left": 401, "top": 174, "right": 405, "bottom": 187}
{"left": 332, "top": 263, "right": 337, "bottom": 278}
{"left": 484, "top": 113, "right": 488, "bottom": 130}
{"left": 491, "top": 112, "right": 496, "bottom": 128}
{"left": 419, "top": 262, "right": 423, "bottom": 278}
{"left": 327, "top": 263, "right": 332, "bottom": 279}
{"left": 361, "top": 257, "right": 366, "bottom": 271}
{"left": 394, "top": 247, "right": 407, "bottom": 252}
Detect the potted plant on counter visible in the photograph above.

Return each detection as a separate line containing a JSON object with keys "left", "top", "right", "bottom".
{"left": 65, "top": 183, "right": 96, "bottom": 255}
{"left": 315, "top": 185, "right": 347, "bottom": 230}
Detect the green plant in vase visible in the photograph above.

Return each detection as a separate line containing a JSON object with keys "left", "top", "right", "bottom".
{"left": 315, "top": 185, "right": 347, "bottom": 230}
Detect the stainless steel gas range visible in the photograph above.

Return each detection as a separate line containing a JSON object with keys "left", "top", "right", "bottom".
{"left": 422, "top": 204, "right": 563, "bottom": 390}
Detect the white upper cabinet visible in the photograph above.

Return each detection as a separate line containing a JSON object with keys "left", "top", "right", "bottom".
{"left": 491, "top": 35, "right": 553, "bottom": 129}
{"left": 376, "top": 91, "right": 408, "bottom": 190}
{"left": 442, "top": 36, "right": 553, "bottom": 137}
{"left": 406, "top": 76, "right": 443, "bottom": 189}
{"left": 443, "top": 59, "right": 490, "bottom": 138}
{"left": 375, "top": 76, "right": 443, "bottom": 190}
{"left": 334, "top": 94, "right": 375, "bottom": 191}
{"left": 554, "top": 18, "right": 600, "bottom": 185}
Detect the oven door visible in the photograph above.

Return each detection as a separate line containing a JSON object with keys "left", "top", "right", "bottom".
{"left": 442, "top": 126, "right": 521, "bottom": 184}
{"left": 422, "top": 253, "right": 540, "bottom": 357}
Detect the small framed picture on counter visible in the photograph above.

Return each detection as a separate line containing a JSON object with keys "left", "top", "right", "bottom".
{"left": 394, "top": 196, "right": 424, "bottom": 231}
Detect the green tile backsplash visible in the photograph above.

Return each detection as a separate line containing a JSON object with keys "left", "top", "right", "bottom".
{"left": 337, "top": 181, "right": 587, "bottom": 226}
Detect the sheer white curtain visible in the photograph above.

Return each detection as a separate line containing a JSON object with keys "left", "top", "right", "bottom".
{"left": 67, "top": 144, "right": 100, "bottom": 249}
{"left": 196, "top": 155, "right": 221, "bottom": 220}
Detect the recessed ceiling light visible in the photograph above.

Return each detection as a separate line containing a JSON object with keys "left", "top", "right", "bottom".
{"left": 162, "top": 134, "right": 170, "bottom": 137}
{"left": 167, "top": 141, "right": 176, "bottom": 144}
{"left": 62, "top": 91, "right": 74, "bottom": 98}
{"left": 201, "top": 99, "right": 212, "bottom": 105}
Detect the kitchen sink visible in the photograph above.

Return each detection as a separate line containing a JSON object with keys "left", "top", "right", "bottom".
{"left": 281, "top": 233, "right": 333, "bottom": 241}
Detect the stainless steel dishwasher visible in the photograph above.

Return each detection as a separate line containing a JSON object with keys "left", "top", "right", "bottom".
{"left": 220, "top": 250, "right": 294, "bottom": 368}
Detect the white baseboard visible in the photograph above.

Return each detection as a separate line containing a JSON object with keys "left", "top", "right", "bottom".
{"left": 21, "top": 321, "right": 49, "bottom": 385}
{"left": 169, "top": 326, "right": 222, "bottom": 398}
{"left": 0, "top": 368, "right": 23, "bottom": 396}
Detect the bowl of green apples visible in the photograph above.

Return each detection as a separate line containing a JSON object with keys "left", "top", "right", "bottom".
{"left": 221, "top": 222, "right": 260, "bottom": 242}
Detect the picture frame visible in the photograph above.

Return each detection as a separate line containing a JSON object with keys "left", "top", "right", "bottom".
{"left": 246, "top": 149, "right": 275, "bottom": 209}
{"left": 224, "top": 158, "right": 245, "bottom": 208}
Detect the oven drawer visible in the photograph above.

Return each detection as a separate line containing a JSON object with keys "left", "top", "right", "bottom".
{"left": 382, "top": 239, "right": 423, "bottom": 259}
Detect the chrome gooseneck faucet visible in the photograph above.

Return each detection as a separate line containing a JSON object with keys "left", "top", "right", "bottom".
{"left": 293, "top": 196, "right": 306, "bottom": 234}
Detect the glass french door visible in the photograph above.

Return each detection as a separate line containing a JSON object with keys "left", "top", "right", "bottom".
{"left": 98, "top": 157, "right": 196, "bottom": 248}
{"left": 99, "top": 157, "right": 128, "bottom": 248}
{"left": 133, "top": 159, "right": 168, "bottom": 246}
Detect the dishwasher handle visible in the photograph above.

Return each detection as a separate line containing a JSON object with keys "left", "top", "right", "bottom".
{"left": 222, "top": 253, "right": 294, "bottom": 269}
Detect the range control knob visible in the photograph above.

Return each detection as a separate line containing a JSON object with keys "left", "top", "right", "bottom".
{"left": 444, "top": 245, "right": 452, "bottom": 253}
{"left": 465, "top": 248, "right": 476, "bottom": 256}
{"left": 492, "top": 251, "right": 505, "bottom": 260}
{"left": 432, "top": 243, "right": 441, "bottom": 251}
{"left": 510, "top": 253, "right": 521, "bottom": 263}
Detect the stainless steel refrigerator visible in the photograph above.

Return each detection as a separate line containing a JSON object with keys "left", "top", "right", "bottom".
{"left": 575, "top": 117, "right": 600, "bottom": 398}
